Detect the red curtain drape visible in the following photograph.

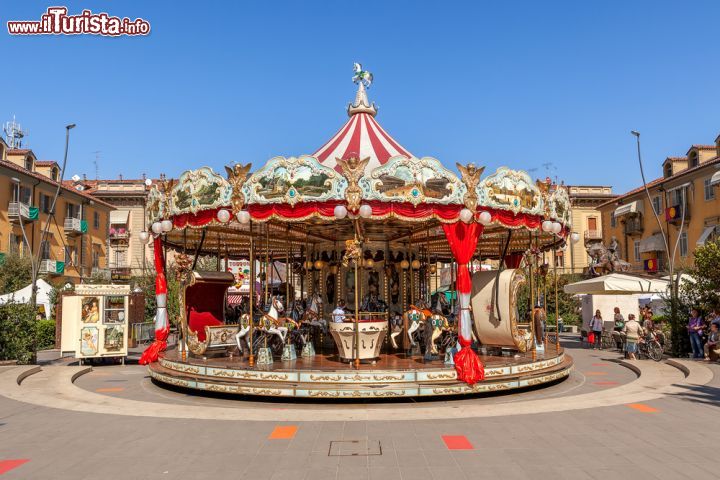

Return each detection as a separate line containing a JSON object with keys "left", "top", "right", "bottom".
{"left": 139, "top": 236, "right": 169, "bottom": 365}
{"left": 442, "top": 222, "right": 485, "bottom": 385}
{"left": 504, "top": 253, "right": 524, "bottom": 269}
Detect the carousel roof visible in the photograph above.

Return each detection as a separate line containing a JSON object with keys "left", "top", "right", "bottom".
{"left": 313, "top": 82, "right": 413, "bottom": 172}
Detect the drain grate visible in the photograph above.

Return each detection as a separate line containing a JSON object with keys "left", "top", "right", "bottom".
{"left": 328, "top": 440, "right": 382, "bottom": 457}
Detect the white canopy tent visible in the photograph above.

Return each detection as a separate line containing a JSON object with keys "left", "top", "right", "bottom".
{"left": 0, "top": 279, "right": 54, "bottom": 318}
{"left": 564, "top": 273, "right": 670, "bottom": 295}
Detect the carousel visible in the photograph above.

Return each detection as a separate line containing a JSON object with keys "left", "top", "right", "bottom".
{"left": 139, "top": 64, "right": 577, "bottom": 399}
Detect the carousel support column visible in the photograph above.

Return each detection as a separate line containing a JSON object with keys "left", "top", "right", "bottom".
{"left": 248, "top": 221, "right": 255, "bottom": 366}
{"left": 543, "top": 258, "right": 549, "bottom": 347}
{"left": 216, "top": 234, "right": 221, "bottom": 271}
{"left": 282, "top": 228, "right": 296, "bottom": 361}
{"left": 354, "top": 234, "right": 361, "bottom": 369}
{"left": 554, "top": 249, "right": 561, "bottom": 349}
{"left": 264, "top": 225, "right": 270, "bottom": 305}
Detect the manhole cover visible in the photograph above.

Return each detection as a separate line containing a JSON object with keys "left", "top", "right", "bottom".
{"left": 328, "top": 440, "right": 382, "bottom": 456}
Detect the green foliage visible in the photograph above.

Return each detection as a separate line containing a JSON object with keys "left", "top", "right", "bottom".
{"left": 36, "top": 318, "right": 56, "bottom": 350}
{"left": 0, "top": 302, "right": 37, "bottom": 363}
{"left": 681, "top": 239, "right": 720, "bottom": 311}
{"left": 0, "top": 253, "right": 32, "bottom": 295}
{"left": 132, "top": 269, "right": 181, "bottom": 325}
{"left": 515, "top": 273, "right": 581, "bottom": 326}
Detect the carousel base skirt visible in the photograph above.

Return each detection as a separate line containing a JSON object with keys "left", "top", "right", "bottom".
{"left": 148, "top": 344, "right": 572, "bottom": 399}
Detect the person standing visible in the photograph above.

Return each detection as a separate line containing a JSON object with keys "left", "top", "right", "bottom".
{"left": 590, "top": 310, "right": 603, "bottom": 350}
{"left": 622, "top": 314, "right": 644, "bottom": 360}
{"left": 688, "top": 308, "right": 705, "bottom": 360}
{"left": 613, "top": 307, "right": 625, "bottom": 350}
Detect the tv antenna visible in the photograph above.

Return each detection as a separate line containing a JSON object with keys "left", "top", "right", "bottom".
{"left": 92, "top": 151, "right": 101, "bottom": 180}
{"left": 3, "top": 116, "right": 27, "bottom": 149}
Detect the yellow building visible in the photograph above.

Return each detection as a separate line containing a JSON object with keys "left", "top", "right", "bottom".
{"left": 0, "top": 137, "right": 114, "bottom": 285}
{"left": 598, "top": 138, "right": 720, "bottom": 273}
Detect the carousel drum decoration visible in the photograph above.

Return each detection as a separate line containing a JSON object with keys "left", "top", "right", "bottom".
{"left": 470, "top": 269, "right": 533, "bottom": 352}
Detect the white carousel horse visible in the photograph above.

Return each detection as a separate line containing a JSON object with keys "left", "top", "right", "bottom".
{"left": 261, "top": 295, "right": 295, "bottom": 343}
{"left": 234, "top": 313, "right": 251, "bottom": 353}
{"left": 390, "top": 306, "right": 426, "bottom": 349}
{"left": 303, "top": 291, "right": 327, "bottom": 333}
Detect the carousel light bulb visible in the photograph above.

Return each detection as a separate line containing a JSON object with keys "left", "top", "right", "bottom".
{"left": 161, "top": 219, "right": 173, "bottom": 232}
{"left": 365, "top": 258, "right": 374, "bottom": 268}
{"left": 151, "top": 222, "right": 163, "bottom": 234}
{"left": 551, "top": 222, "right": 562, "bottom": 234}
{"left": 304, "top": 260, "right": 313, "bottom": 269}
{"left": 334, "top": 205, "right": 348, "bottom": 219}
{"left": 541, "top": 220, "right": 553, "bottom": 232}
{"left": 400, "top": 259, "right": 410, "bottom": 270}
{"left": 216, "top": 209, "right": 231, "bottom": 223}
{"left": 138, "top": 231, "right": 150, "bottom": 244}
{"left": 411, "top": 259, "right": 421, "bottom": 269}
{"left": 237, "top": 210, "right": 251, "bottom": 224}
{"left": 429, "top": 265, "right": 437, "bottom": 274}
{"left": 570, "top": 232, "right": 581, "bottom": 244}
{"left": 478, "top": 210, "right": 492, "bottom": 225}
{"left": 314, "top": 260, "right": 324, "bottom": 270}
{"left": 459, "top": 208, "right": 474, "bottom": 223}
{"left": 329, "top": 265, "right": 339, "bottom": 274}
{"left": 359, "top": 204, "right": 373, "bottom": 218}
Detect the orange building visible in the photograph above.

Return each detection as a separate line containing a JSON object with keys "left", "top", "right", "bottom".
{"left": 0, "top": 137, "right": 114, "bottom": 285}
{"left": 598, "top": 138, "right": 720, "bottom": 273}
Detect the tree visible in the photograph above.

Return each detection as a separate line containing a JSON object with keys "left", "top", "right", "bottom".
{"left": 0, "top": 254, "right": 32, "bottom": 295}
{"left": 681, "top": 239, "right": 720, "bottom": 311}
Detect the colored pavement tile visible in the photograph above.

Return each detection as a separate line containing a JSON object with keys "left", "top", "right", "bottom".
{"left": 95, "top": 387, "right": 125, "bottom": 393}
{"left": 584, "top": 371, "right": 609, "bottom": 376}
{"left": 626, "top": 403, "right": 659, "bottom": 413}
{"left": 441, "top": 435, "right": 473, "bottom": 450}
{"left": 269, "top": 425, "right": 298, "bottom": 439}
{"left": 0, "top": 459, "right": 29, "bottom": 475}
{"left": 591, "top": 362, "right": 609, "bottom": 366}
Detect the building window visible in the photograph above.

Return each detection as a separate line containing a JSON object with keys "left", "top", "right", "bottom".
{"left": 610, "top": 212, "right": 616, "bottom": 228}
{"left": 92, "top": 246, "right": 100, "bottom": 269}
{"left": 704, "top": 177, "right": 716, "bottom": 201}
{"left": 93, "top": 211, "right": 100, "bottom": 229}
{"left": 24, "top": 157, "right": 33, "bottom": 171}
{"left": 39, "top": 194, "right": 52, "bottom": 214}
{"left": 555, "top": 251, "right": 564, "bottom": 268}
{"left": 51, "top": 167, "right": 59, "bottom": 181}
{"left": 634, "top": 241, "right": 641, "bottom": 261}
{"left": 64, "top": 246, "right": 76, "bottom": 266}
{"left": 679, "top": 232, "right": 688, "bottom": 257}
{"left": 40, "top": 240, "right": 51, "bottom": 260}
{"left": 8, "top": 233, "right": 22, "bottom": 256}
{"left": 652, "top": 195, "right": 662, "bottom": 215}
{"left": 66, "top": 203, "right": 78, "bottom": 219}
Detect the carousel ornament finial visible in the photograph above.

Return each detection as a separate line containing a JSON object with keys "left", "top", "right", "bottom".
{"left": 348, "top": 62, "right": 377, "bottom": 116}
{"left": 225, "top": 163, "right": 251, "bottom": 214}
{"left": 456, "top": 163, "right": 485, "bottom": 212}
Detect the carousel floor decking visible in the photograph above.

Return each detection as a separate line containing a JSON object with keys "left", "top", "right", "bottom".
{"left": 148, "top": 343, "right": 573, "bottom": 399}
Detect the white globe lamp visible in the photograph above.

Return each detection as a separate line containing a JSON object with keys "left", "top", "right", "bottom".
{"left": 161, "top": 219, "right": 173, "bottom": 232}
{"left": 459, "top": 208, "right": 474, "bottom": 223}
{"left": 151, "top": 222, "right": 163, "bottom": 234}
{"left": 216, "top": 209, "right": 231, "bottom": 223}
{"left": 478, "top": 211, "right": 492, "bottom": 225}
{"left": 359, "top": 204, "right": 373, "bottom": 218}
{"left": 334, "top": 205, "right": 348, "bottom": 219}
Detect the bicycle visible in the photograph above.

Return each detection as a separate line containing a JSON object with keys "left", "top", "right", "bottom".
{"left": 637, "top": 331, "right": 663, "bottom": 362}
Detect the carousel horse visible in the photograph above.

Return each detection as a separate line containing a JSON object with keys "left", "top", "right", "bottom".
{"left": 428, "top": 312, "right": 450, "bottom": 355}
{"left": 234, "top": 313, "right": 252, "bottom": 353}
{"left": 261, "top": 295, "right": 296, "bottom": 343}
{"left": 532, "top": 306, "right": 546, "bottom": 348}
{"left": 430, "top": 292, "right": 451, "bottom": 316}
{"left": 302, "top": 291, "right": 327, "bottom": 333}
{"left": 390, "top": 306, "right": 426, "bottom": 349}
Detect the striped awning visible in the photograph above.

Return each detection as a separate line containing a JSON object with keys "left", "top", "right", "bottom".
{"left": 697, "top": 225, "right": 718, "bottom": 246}
{"left": 711, "top": 170, "right": 720, "bottom": 187}
{"left": 109, "top": 210, "right": 129, "bottom": 225}
{"left": 227, "top": 295, "right": 244, "bottom": 305}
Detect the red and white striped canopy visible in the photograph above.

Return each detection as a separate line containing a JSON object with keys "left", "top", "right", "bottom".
{"left": 313, "top": 84, "right": 413, "bottom": 172}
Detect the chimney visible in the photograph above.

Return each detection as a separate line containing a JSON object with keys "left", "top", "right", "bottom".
{"left": 141, "top": 172, "right": 146, "bottom": 181}
{"left": 119, "top": 174, "right": 123, "bottom": 180}
{"left": 83, "top": 173, "right": 87, "bottom": 182}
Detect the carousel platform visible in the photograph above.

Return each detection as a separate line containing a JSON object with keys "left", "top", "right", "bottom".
{"left": 148, "top": 344, "right": 572, "bottom": 399}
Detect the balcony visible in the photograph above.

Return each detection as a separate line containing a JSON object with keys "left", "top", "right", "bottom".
{"left": 584, "top": 230, "right": 602, "bottom": 244}
{"left": 623, "top": 215, "right": 644, "bottom": 236}
{"left": 39, "top": 259, "right": 65, "bottom": 275}
{"left": 64, "top": 217, "right": 87, "bottom": 236}
{"left": 108, "top": 227, "right": 130, "bottom": 241}
{"left": 8, "top": 202, "right": 38, "bottom": 223}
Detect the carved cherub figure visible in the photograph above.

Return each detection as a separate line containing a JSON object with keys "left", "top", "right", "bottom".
{"left": 336, "top": 156, "right": 370, "bottom": 212}
{"left": 456, "top": 163, "right": 485, "bottom": 211}
{"left": 225, "top": 163, "right": 251, "bottom": 213}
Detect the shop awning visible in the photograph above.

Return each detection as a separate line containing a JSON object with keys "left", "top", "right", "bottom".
{"left": 109, "top": 210, "right": 130, "bottom": 225}
{"left": 666, "top": 182, "right": 692, "bottom": 193}
{"left": 697, "top": 225, "right": 718, "bottom": 246}
{"left": 711, "top": 170, "right": 720, "bottom": 187}
{"left": 614, "top": 200, "right": 643, "bottom": 217}
{"left": 639, "top": 233, "right": 665, "bottom": 253}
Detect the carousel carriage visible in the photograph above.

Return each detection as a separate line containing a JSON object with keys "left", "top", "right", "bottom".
{"left": 140, "top": 65, "right": 577, "bottom": 398}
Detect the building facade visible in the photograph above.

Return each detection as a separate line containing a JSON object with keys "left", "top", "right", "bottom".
{"left": 0, "top": 138, "right": 114, "bottom": 285}
{"left": 598, "top": 138, "right": 720, "bottom": 273}
{"left": 71, "top": 178, "right": 152, "bottom": 279}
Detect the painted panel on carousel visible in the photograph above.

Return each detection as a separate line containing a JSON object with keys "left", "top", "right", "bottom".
{"left": 146, "top": 178, "right": 175, "bottom": 224}
{"left": 169, "top": 167, "right": 233, "bottom": 216}
{"left": 360, "top": 155, "right": 464, "bottom": 206}
{"left": 245, "top": 155, "right": 346, "bottom": 206}
{"left": 477, "top": 167, "right": 544, "bottom": 216}
{"left": 548, "top": 184, "right": 572, "bottom": 227}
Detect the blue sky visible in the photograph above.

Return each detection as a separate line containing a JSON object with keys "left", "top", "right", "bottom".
{"left": 1, "top": 0, "right": 719, "bottom": 194}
